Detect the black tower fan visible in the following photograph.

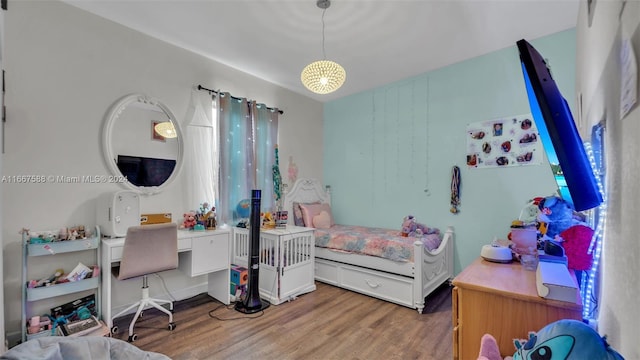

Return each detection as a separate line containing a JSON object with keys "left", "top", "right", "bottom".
{"left": 234, "top": 190, "right": 270, "bottom": 314}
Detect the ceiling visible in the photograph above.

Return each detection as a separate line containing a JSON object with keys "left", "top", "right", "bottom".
{"left": 64, "top": 0, "right": 579, "bottom": 103}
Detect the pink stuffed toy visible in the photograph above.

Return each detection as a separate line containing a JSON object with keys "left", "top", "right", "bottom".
{"left": 478, "top": 334, "right": 512, "bottom": 360}
{"left": 181, "top": 211, "right": 197, "bottom": 229}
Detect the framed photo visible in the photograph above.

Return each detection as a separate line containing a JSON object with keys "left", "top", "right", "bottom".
{"left": 151, "top": 120, "right": 165, "bottom": 142}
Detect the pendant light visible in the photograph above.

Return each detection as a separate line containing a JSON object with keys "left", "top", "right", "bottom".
{"left": 154, "top": 121, "right": 177, "bottom": 139}
{"left": 301, "top": 0, "right": 346, "bottom": 95}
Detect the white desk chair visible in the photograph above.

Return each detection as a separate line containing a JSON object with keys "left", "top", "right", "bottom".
{"left": 111, "top": 223, "right": 178, "bottom": 342}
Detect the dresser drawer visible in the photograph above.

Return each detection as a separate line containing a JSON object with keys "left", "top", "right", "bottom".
{"left": 341, "top": 265, "right": 413, "bottom": 307}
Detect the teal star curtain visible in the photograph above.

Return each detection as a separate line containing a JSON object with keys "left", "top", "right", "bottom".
{"left": 217, "top": 95, "right": 279, "bottom": 225}
{"left": 252, "top": 102, "right": 279, "bottom": 212}
{"left": 217, "top": 93, "right": 252, "bottom": 225}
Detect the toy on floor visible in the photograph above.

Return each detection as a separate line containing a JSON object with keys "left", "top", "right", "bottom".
{"left": 478, "top": 319, "right": 624, "bottom": 360}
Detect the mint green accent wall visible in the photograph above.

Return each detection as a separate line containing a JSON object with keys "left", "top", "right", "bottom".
{"left": 324, "top": 29, "right": 576, "bottom": 274}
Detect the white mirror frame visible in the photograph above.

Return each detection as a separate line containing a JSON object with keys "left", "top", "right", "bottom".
{"left": 101, "top": 93, "right": 184, "bottom": 195}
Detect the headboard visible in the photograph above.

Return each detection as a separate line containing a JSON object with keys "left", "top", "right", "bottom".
{"left": 283, "top": 179, "right": 331, "bottom": 225}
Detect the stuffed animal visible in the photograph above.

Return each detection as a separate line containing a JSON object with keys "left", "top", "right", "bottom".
{"left": 537, "top": 196, "right": 574, "bottom": 239}
{"left": 559, "top": 224, "right": 595, "bottom": 271}
{"left": 181, "top": 211, "right": 197, "bottom": 229}
{"left": 401, "top": 215, "right": 438, "bottom": 237}
{"left": 478, "top": 319, "right": 624, "bottom": 360}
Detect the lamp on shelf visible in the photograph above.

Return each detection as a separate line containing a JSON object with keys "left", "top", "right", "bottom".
{"left": 300, "top": 0, "right": 346, "bottom": 95}
{"left": 154, "top": 121, "right": 177, "bottom": 139}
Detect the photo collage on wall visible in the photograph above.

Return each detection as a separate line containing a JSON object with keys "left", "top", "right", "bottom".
{"left": 466, "top": 114, "right": 542, "bottom": 169}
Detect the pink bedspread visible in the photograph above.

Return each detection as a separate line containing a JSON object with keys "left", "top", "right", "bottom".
{"left": 314, "top": 225, "right": 441, "bottom": 262}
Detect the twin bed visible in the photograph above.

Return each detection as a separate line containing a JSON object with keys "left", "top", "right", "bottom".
{"left": 281, "top": 178, "right": 454, "bottom": 313}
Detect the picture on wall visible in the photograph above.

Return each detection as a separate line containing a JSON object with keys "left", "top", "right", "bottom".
{"left": 466, "top": 114, "right": 543, "bottom": 169}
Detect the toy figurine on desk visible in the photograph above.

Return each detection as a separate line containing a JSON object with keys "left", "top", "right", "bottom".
{"left": 197, "top": 202, "right": 216, "bottom": 230}
{"left": 181, "top": 202, "right": 217, "bottom": 231}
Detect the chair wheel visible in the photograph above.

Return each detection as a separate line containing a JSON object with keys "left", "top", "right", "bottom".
{"left": 128, "top": 333, "right": 137, "bottom": 342}
{"left": 168, "top": 322, "right": 176, "bottom": 331}
{"left": 110, "top": 326, "right": 118, "bottom": 334}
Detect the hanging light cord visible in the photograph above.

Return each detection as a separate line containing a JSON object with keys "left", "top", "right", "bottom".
{"left": 321, "top": 7, "right": 327, "bottom": 59}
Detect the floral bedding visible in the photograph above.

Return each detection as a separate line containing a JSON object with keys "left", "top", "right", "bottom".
{"left": 314, "top": 224, "right": 442, "bottom": 262}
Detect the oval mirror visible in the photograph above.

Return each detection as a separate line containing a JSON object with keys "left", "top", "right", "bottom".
{"left": 102, "top": 93, "right": 184, "bottom": 195}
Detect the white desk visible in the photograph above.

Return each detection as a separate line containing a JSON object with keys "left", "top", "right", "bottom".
{"left": 101, "top": 228, "right": 231, "bottom": 328}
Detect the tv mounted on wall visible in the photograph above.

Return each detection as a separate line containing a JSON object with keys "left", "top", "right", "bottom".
{"left": 517, "top": 39, "right": 603, "bottom": 211}
{"left": 117, "top": 155, "right": 176, "bottom": 187}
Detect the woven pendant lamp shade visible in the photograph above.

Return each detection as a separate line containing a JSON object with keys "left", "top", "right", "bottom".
{"left": 300, "top": 0, "right": 345, "bottom": 95}
{"left": 301, "top": 60, "right": 346, "bottom": 94}
{"left": 154, "top": 121, "right": 177, "bottom": 138}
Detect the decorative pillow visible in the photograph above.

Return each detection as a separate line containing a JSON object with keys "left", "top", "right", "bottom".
{"left": 312, "top": 211, "right": 331, "bottom": 229}
{"left": 299, "top": 203, "right": 334, "bottom": 228}
{"left": 292, "top": 201, "right": 319, "bottom": 226}
{"left": 292, "top": 202, "right": 305, "bottom": 226}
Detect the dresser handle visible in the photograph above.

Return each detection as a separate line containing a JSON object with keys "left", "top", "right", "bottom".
{"left": 365, "top": 279, "right": 380, "bottom": 288}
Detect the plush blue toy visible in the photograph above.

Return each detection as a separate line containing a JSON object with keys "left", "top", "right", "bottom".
{"left": 512, "top": 319, "right": 624, "bottom": 360}
{"left": 538, "top": 196, "right": 574, "bottom": 239}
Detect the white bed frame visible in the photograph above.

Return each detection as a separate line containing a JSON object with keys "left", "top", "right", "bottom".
{"left": 283, "top": 178, "right": 454, "bottom": 313}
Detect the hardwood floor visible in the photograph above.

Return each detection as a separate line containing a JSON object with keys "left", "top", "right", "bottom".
{"left": 111, "top": 282, "right": 453, "bottom": 359}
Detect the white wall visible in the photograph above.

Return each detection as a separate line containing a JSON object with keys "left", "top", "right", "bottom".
{"left": 576, "top": 0, "right": 640, "bottom": 357}
{"left": 2, "top": 1, "right": 323, "bottom": 341}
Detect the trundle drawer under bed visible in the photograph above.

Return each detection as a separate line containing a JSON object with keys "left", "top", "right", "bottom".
{"left": 315, "top": 258, "right": 415, "bottom": 308}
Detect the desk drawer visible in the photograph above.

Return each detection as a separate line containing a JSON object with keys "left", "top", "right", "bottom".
{"left": 110, "top": 238, "right": 192, "bottom": 262}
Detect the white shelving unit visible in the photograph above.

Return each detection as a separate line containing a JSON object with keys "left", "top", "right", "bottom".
{"left": 21, "top": 227, "right": 102, "bottom": 343}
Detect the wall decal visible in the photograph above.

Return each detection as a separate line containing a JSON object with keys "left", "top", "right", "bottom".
{"left": 466, "top": 114, "right": 543, "bottom": 169}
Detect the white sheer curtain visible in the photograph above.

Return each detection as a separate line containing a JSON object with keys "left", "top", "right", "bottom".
{"left": 183, "top": 89, "right": 218, "bottom": 213}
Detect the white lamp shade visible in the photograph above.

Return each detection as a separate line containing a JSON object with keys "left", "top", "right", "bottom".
{"left": 154, "top": 121, "right": 177, "bottom": 139}
{"left": 301, "top": 60, "right": 346, "bottom": 94}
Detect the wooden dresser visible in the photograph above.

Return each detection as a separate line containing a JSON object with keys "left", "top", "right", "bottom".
{"left": 452, "top": 257, "right": 582, "bottom": 360}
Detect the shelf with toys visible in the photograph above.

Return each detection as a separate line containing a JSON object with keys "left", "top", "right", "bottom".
{"left": 21, "top": 226, "right": 104, "bottom": 343}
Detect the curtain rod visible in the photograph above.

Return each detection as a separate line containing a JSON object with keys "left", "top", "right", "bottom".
{"left": 197, "top": 85, "right": 284, "bottom": 115}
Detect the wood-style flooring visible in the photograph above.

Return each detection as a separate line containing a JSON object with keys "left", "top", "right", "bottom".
{"left": 111, "top": 282, "right": 453, "bottom": 360}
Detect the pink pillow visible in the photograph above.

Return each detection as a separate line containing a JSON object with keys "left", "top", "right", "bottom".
{"left": 292, "top": 201, "right": 319, "bottom": 226}
{"left": 313, "top": 211, "right": 331, "bottom": 229}
{"left": 299, "top": 203, "right": 334, "bottom": 228}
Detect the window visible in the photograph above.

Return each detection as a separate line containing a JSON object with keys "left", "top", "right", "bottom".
{"left": 581, "top": 122, "right": 606, "bottom": 321}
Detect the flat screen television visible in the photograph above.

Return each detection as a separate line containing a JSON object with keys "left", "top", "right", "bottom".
{"left": 517, "top": 39, "right": 602, "bottom": 211}
{"left": 117, "top": 155, "right": 176, "bottom": 187}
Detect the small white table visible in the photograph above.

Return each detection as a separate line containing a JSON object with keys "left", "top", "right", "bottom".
{"left": 231, "top": 226, "right": 316, "bottom": 305}
{"left": 101, "top": 228, "right": 231, "bottom": 328}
